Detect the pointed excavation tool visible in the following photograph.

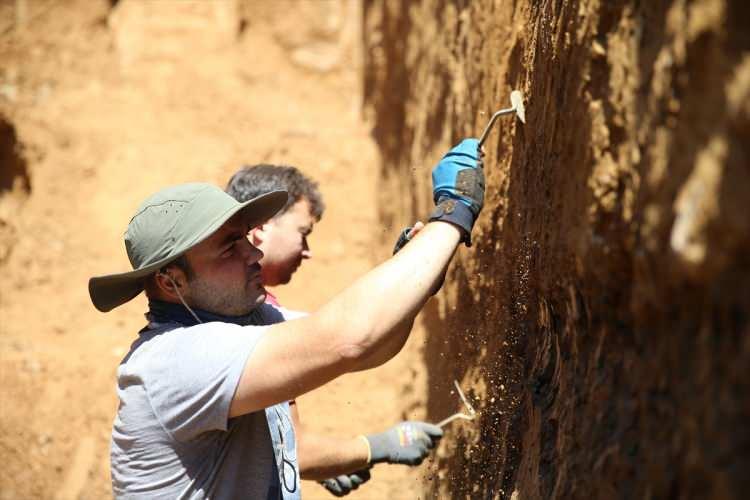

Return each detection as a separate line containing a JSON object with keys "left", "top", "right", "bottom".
{"left": 477, "top": 90, "right": 526, "bottom": 148}
{"left": 436, "top": 379, "right": 478, "bottom": 428}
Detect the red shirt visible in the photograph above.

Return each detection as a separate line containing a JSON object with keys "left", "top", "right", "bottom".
{"left": 264, "top": 290, "right": 281, "bottom": 307}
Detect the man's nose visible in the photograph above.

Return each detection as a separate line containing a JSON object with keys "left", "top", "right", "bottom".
{"left": 301, "top": 239, "right": 311, "bottom": 259}
{"left": 240, "top": 238, "right": 263, "bottom": 262}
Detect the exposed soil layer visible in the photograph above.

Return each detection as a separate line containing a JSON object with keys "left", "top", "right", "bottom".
{"left": 364, "top": 0, "right": 750, "bottom": 498}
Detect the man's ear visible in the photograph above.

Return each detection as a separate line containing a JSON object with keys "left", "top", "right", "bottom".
{"left": 249, "top": 224, "right": 269, "bottom": 246}
{"left": 153, "top": 268, "right": 187, "bottom": 300}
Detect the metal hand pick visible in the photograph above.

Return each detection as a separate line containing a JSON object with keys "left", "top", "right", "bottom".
{"left": 436, "top": 380, "right": 478, "bottom": 428}
{"left": 477, "top": 90, "right": 526, "bottom": 148}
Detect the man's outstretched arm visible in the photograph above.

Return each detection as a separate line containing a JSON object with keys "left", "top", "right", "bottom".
{"left": 294, "top": 417, "right": 442, "bottom": 481}
{"left": 229, "top": 221, "right": 461, "bottom": 417}
{"left": 290, "top": 410, "right": 442, "bottom": 500}
{"left": 229, "top": 139, "right": 484, "bottom": 418}
{"left": 297, "top": 422, "right": 443, "bottom": 474}
{"left": 288, "top": 404, "right": 368, "bottom": 480}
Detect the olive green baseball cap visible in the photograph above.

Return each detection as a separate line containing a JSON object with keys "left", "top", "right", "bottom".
{"left": 88, "top": 182, "right": 287, "bottom": 312}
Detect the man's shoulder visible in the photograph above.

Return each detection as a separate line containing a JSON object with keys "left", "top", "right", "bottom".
{"left": 120, "top": 322, "right": 265, "bottom": 374}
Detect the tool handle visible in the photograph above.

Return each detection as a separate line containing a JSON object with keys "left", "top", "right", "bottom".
{"left": 478, "top": 107, "right": 516, "bottom": 147}
{"left": 436, "top": 412, "right": 475, "bottom": 428}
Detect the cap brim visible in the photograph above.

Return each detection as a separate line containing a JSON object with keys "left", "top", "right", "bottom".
{"left": 88, "top": 190, "right": 288, "bottom": 312}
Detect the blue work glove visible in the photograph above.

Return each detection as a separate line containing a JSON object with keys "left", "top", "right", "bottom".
{"left": 365, "top": 421, "right": 443, "bottom": 465}
{"left": 429, "top": 138, "right": 485, "bottom": 245}
{"left": 320, "top": 468, "right": 371, "bottom": 497}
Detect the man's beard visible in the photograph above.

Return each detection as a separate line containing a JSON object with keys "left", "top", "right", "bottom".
{"left": 277, "top": 259, "right": 302, "bottom": 285}
{"left": 184, "top": 274, "right": 264, "bottom": 316}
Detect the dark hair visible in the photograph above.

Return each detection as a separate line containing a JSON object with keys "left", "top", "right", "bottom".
{"left": 152, "top": 254, "right": 195, "bottom": 281}
{"left": 161, "top": 254, "right": 194, "bottom": 281}
{"left": 225, "top": 164, "right": 325, "bottom": 221}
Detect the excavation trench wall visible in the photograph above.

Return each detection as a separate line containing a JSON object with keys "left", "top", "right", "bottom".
{"left": 363, "top": 0, "right": 749, "bottom": 498}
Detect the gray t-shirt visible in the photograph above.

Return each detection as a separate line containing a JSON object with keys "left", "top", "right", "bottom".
{"left": 111, "top": 305, "right": 301, "bottom": 499}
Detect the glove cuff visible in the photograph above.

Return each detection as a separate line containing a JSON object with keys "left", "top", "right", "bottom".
{"left": 358, "top": 435, "right": 372, "bottom": 464}
{"left": 428, "top": 197, "right": 476, "bottom": 246}
{"left": 364, "top": 433, "right": 390, "bottom": 464}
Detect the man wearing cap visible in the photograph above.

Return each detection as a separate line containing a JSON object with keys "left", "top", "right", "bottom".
{"left": 91, "top": 139, "right": 484, "bottom": 499}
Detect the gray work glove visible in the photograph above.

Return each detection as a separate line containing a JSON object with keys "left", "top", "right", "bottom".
{"left": 320, "top": 468, "right": 371, "bottom": 497}
{"left": 365, "top": 421, "right": 443, "bottom": 465}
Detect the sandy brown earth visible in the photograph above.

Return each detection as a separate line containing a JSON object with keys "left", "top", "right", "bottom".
{"left": 0, "top": 1, "right": 434, "bottom": 499}
{"left": 365, "top": 0, "right": 749, "bottom": 498}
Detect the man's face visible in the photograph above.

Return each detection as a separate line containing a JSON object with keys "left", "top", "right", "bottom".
{"left": 252, "top": 198, "right": 316, "bottom": 287}
{"left": 179, "top": 214, "right": 266, "bottom": 316}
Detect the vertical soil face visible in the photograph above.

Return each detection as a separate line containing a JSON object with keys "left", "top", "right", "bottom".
{"left": 364, "top": 0, "right": 750, "bottom": 498}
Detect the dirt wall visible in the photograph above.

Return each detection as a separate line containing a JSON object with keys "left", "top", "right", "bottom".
{"left": 364, "top": 0, "right": 750, "bottom": 498}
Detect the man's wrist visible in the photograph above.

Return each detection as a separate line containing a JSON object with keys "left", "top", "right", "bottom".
{"left": 428, "top": 198, "right": 476, "bottom": 246}
{"left": 357, "top": 435, "right": 372, "bottom": 465}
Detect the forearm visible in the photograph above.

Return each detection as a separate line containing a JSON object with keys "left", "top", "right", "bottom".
{"left": 298, "top": 430, "right": 370, "bottom": 480}
{"left": 231, "top": 224, "right": 459, "bottom": 417}
{"left": 350, "top": 314, "right": 414, "bottom": 372}
{"left": 317, "top": 221, "right": 460, "bottom": 370}
{"left": 230, "top": 140, "right": 479, "bottom": 418}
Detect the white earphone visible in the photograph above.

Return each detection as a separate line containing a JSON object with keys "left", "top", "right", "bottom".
{"left": 160, "top": 270, "right": 202, "bottom": 324}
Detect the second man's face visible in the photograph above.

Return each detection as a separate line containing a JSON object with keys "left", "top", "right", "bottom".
{"left": 254, "top": 198, "right": 316, "bottom": 287}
